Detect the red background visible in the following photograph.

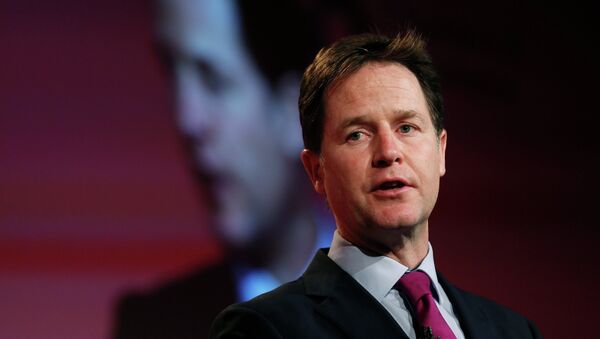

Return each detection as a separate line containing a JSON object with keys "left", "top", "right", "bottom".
{"left": 1, "top": 1, "right": 598, "bottom": 338}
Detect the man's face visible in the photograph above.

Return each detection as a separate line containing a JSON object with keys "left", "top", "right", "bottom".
{"left": 156, "top": 0, "right": 300, "bottom": 247}
{"left": 302, "top": 62, "right": 446, "bottom": 249}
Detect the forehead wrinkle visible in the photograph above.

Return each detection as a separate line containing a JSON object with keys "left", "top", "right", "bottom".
{"left": 392, "top": 109, "right": 427, "bottom": 123}
{"left": 330, "top": 81, "right": 425, "bottom": 118}
{"left": 339, "top": 114, "right": 370, "bottom": 131}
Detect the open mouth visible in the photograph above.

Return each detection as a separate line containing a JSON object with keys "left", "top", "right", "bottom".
{"left": 376, "top": 181, "right": 406, "bottom": 190}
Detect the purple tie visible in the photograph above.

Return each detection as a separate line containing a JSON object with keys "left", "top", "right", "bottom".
{"left": 396, "top": 271, "right": 457, "bottom": 339}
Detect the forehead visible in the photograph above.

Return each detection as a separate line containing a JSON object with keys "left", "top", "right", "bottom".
{"left": 155, "top": 0, "right": 247, "bottom": 66}
{"left": 324, "top": 62, "right": 429, "bottom": 120}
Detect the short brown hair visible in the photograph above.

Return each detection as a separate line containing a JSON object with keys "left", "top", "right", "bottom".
{"left": 299, "top": 31, "right": 444, "bottom": 153}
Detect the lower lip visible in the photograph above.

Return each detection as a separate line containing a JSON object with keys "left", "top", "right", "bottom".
{"left": 372, "top": 185, "right": 413, "bottom": 198}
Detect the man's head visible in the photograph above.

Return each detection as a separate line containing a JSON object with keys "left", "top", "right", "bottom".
{"left": 154, "top": 0, "right": 322, "bottom": 248}
{"left": 299, "top": 32, "right": 444, "bottom": 154}
{"left": 300, "top": 32, "right": 447, "bottom": 253}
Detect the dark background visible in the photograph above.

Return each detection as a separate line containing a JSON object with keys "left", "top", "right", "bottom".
{"left": 1, "top": 0, "right": 598, "bottom": 338}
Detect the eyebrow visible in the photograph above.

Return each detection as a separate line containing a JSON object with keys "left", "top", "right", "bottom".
{"left": 338, "top": 109, "right": 423, "bottom": 130}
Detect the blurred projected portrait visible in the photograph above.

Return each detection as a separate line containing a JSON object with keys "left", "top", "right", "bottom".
{"left": 113, "top": 0, "right": 349, "bottom": 338}
{"left": 164, "top": 0, "right": 311, "bottom": 252}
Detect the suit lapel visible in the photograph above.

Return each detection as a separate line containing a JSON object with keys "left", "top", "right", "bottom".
{"left": 303, "top": 249, "right": 409, "bottom": 339}
{"left": 438, "top": 273, "right": 498, "bottom": 339}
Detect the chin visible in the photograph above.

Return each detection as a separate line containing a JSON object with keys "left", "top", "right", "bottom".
{"left": 219, "top": 230, "right": 250, "bottom": 249}
{"left": 368, "top": 212, "right": 424, "bottom": 231}
{"left": 375, "top": 203, "right": 420, "bottom": 223}
{"left": 218, "top": 218, "right": 255, "bottom": 247}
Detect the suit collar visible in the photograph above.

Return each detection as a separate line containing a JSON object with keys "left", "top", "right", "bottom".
{"left": 438, "top": 273, "right": 498, "bottom": 339}
{"left": 303, "top": 249, "right": 409, "bottom": 339}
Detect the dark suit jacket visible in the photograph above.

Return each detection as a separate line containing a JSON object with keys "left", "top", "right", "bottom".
{"left": 113, "top": 261, "right": 237, "bottom": 339}
{"left": 210, "top": 249, "right": 542, "bottom": 339}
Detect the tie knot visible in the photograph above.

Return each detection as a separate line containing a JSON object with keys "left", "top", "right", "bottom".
{"left": 395, "top": 271, "right": 457, "bottom": 339}
{"left": 396, "top": 270, "right": 432, "bottom": 304}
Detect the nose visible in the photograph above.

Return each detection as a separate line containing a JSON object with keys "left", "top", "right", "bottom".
{"left": 371, "top": 129, "right": 401, "bottom": 168}
{"left": 174, "top": 62, "right": 216, "bottom": 140}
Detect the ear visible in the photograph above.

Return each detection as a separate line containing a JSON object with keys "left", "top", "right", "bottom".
{"left": 271, "top": 72, "right": 304, "bottom": 157}
{"left": 438, "top": 129, "right": 447, "bottom": 177}
{"left": 300, "top": 149, "right": 326, "bottom": 195}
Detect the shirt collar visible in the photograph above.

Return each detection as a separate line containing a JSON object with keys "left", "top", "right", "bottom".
{"left": 328, "top": 230, "right": 442, "bottom": 302}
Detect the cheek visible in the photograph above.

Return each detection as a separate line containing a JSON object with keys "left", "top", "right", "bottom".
{"left": 413, "top": 143, "right": 440, "bottom": 172}
{"left": 329, "top": 149, "right": 362, "bottom": 175}
{"left": 420, "top": 153, "right": 443, "bottom": 197}
{"left": 404, "top": 145, "right": 441, "bottom": 204}
{"left": 324, "top": 152, "right": 365, "bottom": 195}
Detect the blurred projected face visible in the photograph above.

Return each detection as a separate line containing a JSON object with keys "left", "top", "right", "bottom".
{"left": 156, "top": 0, "right": 301, "bottom": 247}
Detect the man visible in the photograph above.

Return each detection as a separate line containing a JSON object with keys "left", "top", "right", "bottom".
{"left": 113, "top": 1, "right": 338, "bottom": 338}
{"left": 209, "top": 32, "right": 542, "bottom": 338}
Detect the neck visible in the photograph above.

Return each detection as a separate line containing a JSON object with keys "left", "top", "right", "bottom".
{"left": 386, "top": 229, "right": 429, "bottom": 269}
{"left": 230, "top": 196, "right": 319, "bottom": 283}
{"left": 266, "top": 211, "right": 318, "bottom": 282}
{"left": 339, "top": 221, "right": 430, "bottom": 269}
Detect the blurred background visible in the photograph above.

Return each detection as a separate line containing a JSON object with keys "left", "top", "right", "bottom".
{"left": 1, "top": 0, "right": 598, "bottom": 338}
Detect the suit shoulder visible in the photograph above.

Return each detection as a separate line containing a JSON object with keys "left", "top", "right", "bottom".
{"left": 117, "top": 261, "right": 236, "bottom": 310}
{"left": 237, "top": 277, "right": 312, "bottom": 315}
{"left": 114, "top": 261, "right": 237, "bottom": 339}
{"left": 210, "top": 277, "right": 327, "bottom": 338}
{"left": 458, "top": 287, "right": 527, "bottom": 319}
{"left": 452, "top": 286, "right": 542, "bottom": 338}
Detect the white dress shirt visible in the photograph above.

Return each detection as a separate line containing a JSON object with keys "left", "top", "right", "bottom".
{"left": 327, "top": 231, "right": 465, "bottom": 339}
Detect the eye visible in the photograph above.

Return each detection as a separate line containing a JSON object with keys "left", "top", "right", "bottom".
{"left": 399, "top": 124, "right": 414, "bottom": 134}
{"left": 347, "top": 131, "right": 364, "bottom": 142}
{"left": 194, "top": 60, "right": 232, "bottom": 95}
